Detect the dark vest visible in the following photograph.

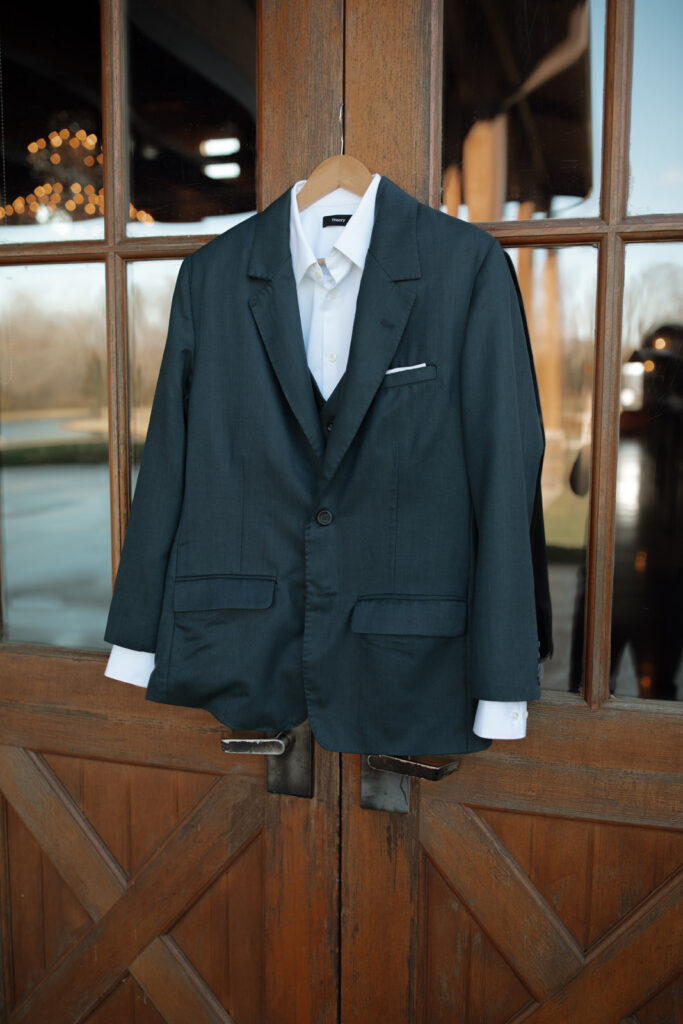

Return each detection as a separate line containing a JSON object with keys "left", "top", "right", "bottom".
{"left": 309, "top": 368, "right": 346, "bottom": 441}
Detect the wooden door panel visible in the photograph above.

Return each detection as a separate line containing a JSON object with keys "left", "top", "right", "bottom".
{"left": 84, "top": 977, "right": 168, "bottom": 1024}
{"left": 341, "top": 748, "right": 683, "bottom": 1023}
{"left": 0, "top": 742, "right": 262, "bottom": 1024}
{"left": 480, "top": 809, "right": 683, "bottom": 950}
{"left": 0, "top": 656, "right": 340, "bottom": 1024}
{"left": 635, "top": 977, "right": 683, "bottom": 1024}
{"left": 423, "top": 858, "right": 533, "bottom": 1023}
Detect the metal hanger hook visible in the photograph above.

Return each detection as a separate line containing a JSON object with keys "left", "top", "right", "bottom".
{"left": 339, "top": 102, "right": 344, "bottom": 155}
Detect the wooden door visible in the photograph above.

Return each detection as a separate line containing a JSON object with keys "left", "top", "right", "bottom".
{"left": 0, "top": 2, "right": 343, "bottom": 1021}
{"left": 338, "top": 0, "right": 683, "bottom": 1021}
{"left": 2, "top": 1, "right": 682, "bottom": 1023}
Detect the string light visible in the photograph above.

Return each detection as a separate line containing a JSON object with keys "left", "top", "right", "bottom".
{"left": 0, "top": 126, "right": 154, "bottom": 224}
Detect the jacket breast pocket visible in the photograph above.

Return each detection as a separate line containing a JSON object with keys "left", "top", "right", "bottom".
{"left": 350, "top": 594, "right": 466, "bottom": 637}
{"left": 173, "top": 574, "right": 276, "bottom": 612}
{"left": 380, "top": 363, "right": 437, "bottom": 389}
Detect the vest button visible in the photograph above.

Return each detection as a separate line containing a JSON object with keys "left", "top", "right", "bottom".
{"left": 316, "top": 508, "right": 334, "bottom": 526}
{"left": 326, "top": 418, "right": 334, "bottom": 431}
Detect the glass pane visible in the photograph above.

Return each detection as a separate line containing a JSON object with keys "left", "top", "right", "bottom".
{"left": 612, "top": 243, "right": 683, "bottom": 700}
{"left": 127, "top": 1, "right": 257, "bottom": 236}
{"left": 505, "top": 247, "right": 597, "bottom": 694}
{"left": 0, "top": 264, "right": 110, "bottom": 649}
{"left": 442, "top": 0, "right": 604, "bottom": 222}
{"left": 628, "top": 0, "right": 683, "bottom": 214}
{"left": 0, "top": 0, "right": 104, "bottom": 244}
{"left": 127, "top": 260, "right": 182, "bottom": 486}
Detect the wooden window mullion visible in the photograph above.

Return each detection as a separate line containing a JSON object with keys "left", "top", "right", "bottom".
{"left": 584, "top": 0, "right": 634, "bottom": 707}
{"left": 101, "top": 0, "right": 132, "bottom": 576}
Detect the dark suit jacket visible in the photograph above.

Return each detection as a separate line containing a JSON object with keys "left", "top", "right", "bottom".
{"left": 104, "top": 175, "right": 552, "bottom": 755}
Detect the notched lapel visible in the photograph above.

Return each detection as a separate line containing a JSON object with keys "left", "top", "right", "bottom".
{"left": 318, "top": 176, "right": 422, "bottom": 488}
{"left": 247, "top": 190, "right": 326, "bottom": 461}
{"left": 246, "top": 175, "right": 423, "bottom": 483}
{"left": 318, "top": 255, "right": 416, "bottom": 488}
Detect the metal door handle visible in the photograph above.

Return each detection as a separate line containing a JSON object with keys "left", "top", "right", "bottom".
{"left": 366, "top": 754, "right": 460, "bottom": 781}
{"left": 221, "top": 731, "right": 293, "bottom": 755}
{"left": 220, "top": 721, "right": 313, "bottom": 798}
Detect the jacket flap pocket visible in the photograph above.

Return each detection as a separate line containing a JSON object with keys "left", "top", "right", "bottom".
{"left": 174, "top": 575, "right": 276, "bottom": 612}
{"left": 380, "top": 363, "right": 437, "bottom": 389}
{"left": 350, "top": 595, "right": 466, "bottom": 637}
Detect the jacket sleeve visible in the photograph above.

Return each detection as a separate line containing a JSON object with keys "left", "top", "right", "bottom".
{"left": 460, "top": 239, "right": 546, "bottom": 701}
{"left": 104, "top": 257, "right": 195, "bottom": 651}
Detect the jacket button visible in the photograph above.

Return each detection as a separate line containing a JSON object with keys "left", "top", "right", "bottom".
{"left": 316, "top": 508, "right": 334, "bottom": 525}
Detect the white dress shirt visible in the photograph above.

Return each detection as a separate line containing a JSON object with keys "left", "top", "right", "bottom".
{"left": 105, "top": 173, "right": 529, "bottom": 740}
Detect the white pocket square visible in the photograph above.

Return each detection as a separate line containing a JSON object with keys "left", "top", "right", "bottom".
{"left": 384, "top": 362, "right": 427, "bottom": 375}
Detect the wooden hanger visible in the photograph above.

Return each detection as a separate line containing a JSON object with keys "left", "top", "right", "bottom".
{"left": 296, "top": 104, "right": 374, "bottom": 212}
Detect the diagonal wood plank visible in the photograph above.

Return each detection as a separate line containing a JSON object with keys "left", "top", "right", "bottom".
{"left": 132, "top": 936, "right": 235, "bottom": 1024}
{"left": 0, "top": 747, "right": 125, "bottom": 917}
{"left": 0, "top": 747, "right": 235, "bottom": 1023}
{"left": 3, "top": 755, "right": 261, "bottom": 1024}
{"left": 521, "top": 871, "right": 683, "bottom": 1023}
{"left": 420, "top": 799, "right": 584, "bottom": 1001}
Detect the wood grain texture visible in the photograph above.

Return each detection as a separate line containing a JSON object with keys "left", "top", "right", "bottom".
{"left": 480, "top": 809, "right": 683, "bottom": 953}
{"left": 340, "top": 754, "right": 421, "bottom": 1023}
{"left": 0, "top": 796, "right": 15, "bottom": 1013}
{"left": 84, "top": 975, "right": 167, "bottom": 1024}
{"left": 636, "top": 973, "right": 683, "bottom": 1024}
{"left": 523, "top": 871, "right": 683, "bottom": 1023}
{"left": 480, "top": 809, "right": 594, "bottom": 949}
{"left": 421, "top": 801, "right": 584, "bottom": 1001}
{"left": 425, "top": 752, "right": 683, "bottom": 830}
{"left": 344, "top": 0, "right": 439, "bottom": 203}
{"left": 131, "top": 939, "right": 233, "bottom": 1024}
{"left": 584, "top": 0, "right": 634, "bottom": 707}
{"left": 1, "top": 749, "right": 241, "bottom": 1021}
{"left": 263, "top": 743, "right": 340, "bottom": 1024}
{"left": 0, "top": 650, "right": 263, "bottom": 775}
{"left": 7, "top": 771, "right": 261, "bottom": 1024}
{"left": 423, "top": 855, "right": 531, "bottom": 1023}
{"left": 102, "top": 0, "right": 131, "bottom": 573}
{"left": 258, "top": 0, "right": 344, "bottom": 208}
{"left": 0, "top": 748, "right": 124, "bottom": 919}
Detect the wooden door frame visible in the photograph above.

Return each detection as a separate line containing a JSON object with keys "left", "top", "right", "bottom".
{"left": 1, "top": 0, "right": 682, "bottom": 1020}
{"left": 0, "top": 2, "right": 346, "bottom": 1020}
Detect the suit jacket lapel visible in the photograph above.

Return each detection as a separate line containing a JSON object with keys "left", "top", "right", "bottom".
{"left": 247, "top": 176, "right": 422, "bottom": 483}
{"left": 248, "top": 187, "right": 326, "bottom": 461}
{"left": 319, "top": 177, "right": 421, "bottom": 487}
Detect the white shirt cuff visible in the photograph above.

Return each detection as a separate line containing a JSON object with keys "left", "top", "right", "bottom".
{"left": 473, "top": 700, "right": 528, "bottom": 739}
{"left": 104, "top": 645, "right": 155, "bottom": 688}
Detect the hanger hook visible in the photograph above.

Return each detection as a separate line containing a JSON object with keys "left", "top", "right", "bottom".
{"left": 339, "top": 102, "right": 344, "bottom": 156}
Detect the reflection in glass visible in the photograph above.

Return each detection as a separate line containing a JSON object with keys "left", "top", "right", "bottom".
{"left": 505, "top": 248, "right": 597, "bottom": 693}
{"left": 628, "top": 0, "right": 683, "bottom": 215}
{"left": 610, "top": 244, "right": 683, "bottom": 700}
{"left": 127, "top": 0, "right": 257, "bottom": 236}
{"left": 127, "top": 261, "right": 182, "bottom": 487}
{"left": 0, "top": 0, "right": 104, "bottom": 244}
{"left": 442, "top": 0, "right": 604, "bottom": 222}
{"left": 0, "top": 265, "right": 110, "bottom": 648}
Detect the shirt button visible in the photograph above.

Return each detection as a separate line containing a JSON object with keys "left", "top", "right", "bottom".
{"left": 314, "top": 270, "right": 322, "bottom": 280}
{"left": 523, "top": 711, "right": 529, "bottom": 720}
{"left": 512, "top": 712, "right": 519, "bottom": 720}
{"left": 316, "top": 508, "right": 334, "bottom": 526}
{"left": 330, "top": 288, "right": 338, "bottom": 298}
{"left": 328, "top": 352, "right": 337, "bottom": 363}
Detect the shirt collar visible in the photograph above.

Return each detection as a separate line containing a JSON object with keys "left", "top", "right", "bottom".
{"left": 289, "top": 172, "right": 381, "bottom": 286}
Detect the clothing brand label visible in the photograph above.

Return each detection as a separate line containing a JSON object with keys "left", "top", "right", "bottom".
{"left": 322, "top": 214, "right": 352, "bottom": 227}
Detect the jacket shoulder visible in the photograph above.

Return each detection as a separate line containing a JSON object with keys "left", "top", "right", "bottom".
{"left": 183, "top": 212, "right": 259, "bottom": 274}
{"left": 415, "top": 200, "right": 496, "bottom": 263}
